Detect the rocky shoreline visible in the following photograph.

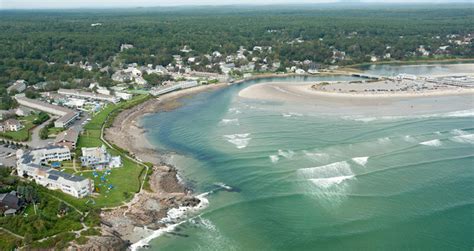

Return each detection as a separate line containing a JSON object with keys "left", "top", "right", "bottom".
{"left": 72, "top": 84, "right": 226, "bottom": 250}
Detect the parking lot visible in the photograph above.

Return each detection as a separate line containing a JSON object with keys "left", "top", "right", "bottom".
{"left": 0, "top": 144, "right": 19, "bottom": 167}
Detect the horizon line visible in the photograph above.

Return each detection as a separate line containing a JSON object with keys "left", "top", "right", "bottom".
{"left": 1, "top": 2, "right": 473, "bottom": 11}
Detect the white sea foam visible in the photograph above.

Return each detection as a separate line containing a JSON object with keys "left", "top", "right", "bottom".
{"left": 193, "top": 217, "right": 239, "bottom": 251}
{"left": 298, "top": 161, "right": 353, "bottom": 179}
{"left": 352, "top": 157, "right": 369, "bottom": 166}
{"left": 278, "top": 149, "right": 295, "bottom": 159}
{"left": 228, "top": 108, "right": 242, "bottom": 114}
{"left": 224, "top": 134, "right": 251, "bottom": 149}
{"left": 451, "top": 134, "right": 474, "bottom": 144}
{"left": 303, "top": 151, "right": 330, "bottom": 163}
{"left": 220, "top": 118, "right": 239, "bottom": 126}
{"left": 419, "top": 139, "right": 442, "bottom": 147}
{"left": 299, "top": 161, "right": 355, "bottom": 204}
{"left": 444, "top": 109, "right": 474, "bottom": 118}
{"left": 378, "top": 137, "right": 391, "bottom": 144}
{"left": 269, "top": 155, "right": 280, "bottom": 164}
{"left": 403, "top": 135, "right": 416, "bottom": 143}
{"left": 282, "top": 112, "right": 303, "bottom": 118}
{"left": 451, "top": 129, "right": 467, "bottom": 136}
{"left": 309, "top": 175, "right": 355, "bottom": 189}
{"left": 130, "top": 192, "right": 210, "bottom": 251}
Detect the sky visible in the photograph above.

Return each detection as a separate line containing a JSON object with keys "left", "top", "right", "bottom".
{"left": 0, "top": 0, "right": 471, "bottom": 9}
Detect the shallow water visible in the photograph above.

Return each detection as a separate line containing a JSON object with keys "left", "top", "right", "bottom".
{"left": 140, "top": 66, "right": 474, "bottom": 250}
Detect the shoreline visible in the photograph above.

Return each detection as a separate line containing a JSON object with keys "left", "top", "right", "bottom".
{"left": 98, "top": 83, "right": 227, "bottom": 249}
{"left": 346, "top": 58, "right": 474, "bottom": 68}
{"left": 82, "top": 61, "right": 473, "bottom": 249}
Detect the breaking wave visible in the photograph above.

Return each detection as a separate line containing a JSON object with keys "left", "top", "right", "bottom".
{"left": 451, "top": 129, "right": 467, "bottom": 136}
{"left": 269, "top": 155, "right": 280, "bottom": 164}
{"left": 130, "top": 192, "right": 210, "bottom": 251}
{"left": 228, "top": 107, "right": 242, "bottom": 114}
{"left": 220, "top": 118, "right": 239, "bottom": 126}
{"left": 278, "top": 149, "right": 295, "bottom": 159}
{"left": 282, "top": 112, "right": 303, "bottom": 118}
{"left": 298, "top": 161, "right": 355, "bottom": 204}
{"left": 352, "top": 157, "right": 369, "bottom": 166}
{"left": 224, "top": 134, "right": 251, "bottom": 149}
{"left": 451, "top": 134, "right": 474, "bottom": 144}
{"left": 298, "top": 161, "right": 353, "bottom": 181}
{"left": 309, "top": 175, "right": 355, "bottom": 189}
{"left": 419, "top": 139, "right": 442, "bottom": 147}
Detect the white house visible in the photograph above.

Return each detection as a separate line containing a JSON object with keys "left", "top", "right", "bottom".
{"left": 2, "top": 119, "right": 23, "bottom": 132}
{"left": 80, "top": 145, "right": 121, "bottom": 169}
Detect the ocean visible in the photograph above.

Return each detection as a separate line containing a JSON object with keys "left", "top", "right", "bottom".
{"left": 140, "top": 65, "right": 474, "bottom": 250}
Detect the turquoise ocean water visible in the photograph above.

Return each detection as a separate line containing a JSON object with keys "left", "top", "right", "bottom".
{"left": 141, "top": 66, "right": 473, "bottom": 250}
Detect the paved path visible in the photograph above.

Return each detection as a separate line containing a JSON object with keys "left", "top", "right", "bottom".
{"left": 0, "top": 227, "right": 24, "bottom": 239}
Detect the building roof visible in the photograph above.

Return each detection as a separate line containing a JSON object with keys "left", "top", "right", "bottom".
{"left": 0, "top": 192, "right": 21, "bottom": 210}
{"left": 55, "top": 111, "right": 79, "bottom": 125}
{"left": 55, "top": 128, "right": 79, "bottom": 144}
{"left": 15, "top": 95, "right": 73, "bottom": 116}
{"left": 48, "top": 169, "right": 86, "bottom": 182}
{"left": 4, "top": 118, "right": 21, "bottom": 125}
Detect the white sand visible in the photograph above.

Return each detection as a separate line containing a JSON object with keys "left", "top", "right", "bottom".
{"left": 238, "top": 82, "right": 474, "bottom": 116}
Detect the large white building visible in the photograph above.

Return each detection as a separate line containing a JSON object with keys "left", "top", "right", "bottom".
{"left": 58, "top": 89, "right": 119, "bottom": 103}
{"left": 16, "top": 146, "right": 93, "bottom": 198}
{"left": 14, "top": 95, "right": 79, "bottom": 128}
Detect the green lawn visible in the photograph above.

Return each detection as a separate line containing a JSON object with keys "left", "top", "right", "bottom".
{"left": 0, "top": 189, "right": 83, "bottom": 242}
{"left": 0, "top": 230, "right": 22, "bottom": 251}
{"left": 57, "top": 94, "right": 152, "bottom": 209}
{"left": 0, "top": 114, "right": 38, "bottom": 142}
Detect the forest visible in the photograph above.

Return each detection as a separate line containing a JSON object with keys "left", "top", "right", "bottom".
{"left": 0, "top": 4, "right": 473, "bottom": 97}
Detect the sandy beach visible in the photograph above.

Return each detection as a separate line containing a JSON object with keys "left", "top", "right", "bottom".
{"left": 239, "top": 81, "right": 474, "bottom": 116}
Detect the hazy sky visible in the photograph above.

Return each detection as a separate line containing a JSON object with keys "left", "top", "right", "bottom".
{"left": 0, "top": 0, "right": 470, "bottom": 9}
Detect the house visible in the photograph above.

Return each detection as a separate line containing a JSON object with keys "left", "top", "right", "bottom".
{"left": 7, "top": 80, "right": 27, "bottom": 94}
{"left": 0, "top": 191, "right": 22, "bottom": 216}
{"left": 3, "top": 119, "right": 23, "bottom": 132}
{"left": 120, "top": 44, "right": 134, "bottom": 52}
{"left": 54, "top": 128, "right": 79, "bottom": 150}
{"left": 81, "top": 145, "right": 121, "bottom": 169}
{"left": 16, "top": 147, "right": 93, "bottom": 198}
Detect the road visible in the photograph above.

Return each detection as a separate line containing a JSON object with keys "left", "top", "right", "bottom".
{"left": 27, "top": 112, "right": 90, "bottom": 149}
{"left": 29, "top": 117, "right": 54, "bottom": 148}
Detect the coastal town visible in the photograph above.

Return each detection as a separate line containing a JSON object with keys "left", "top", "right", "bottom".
{"left": 0, "top": 2, "right": 473, "bottom": 250}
